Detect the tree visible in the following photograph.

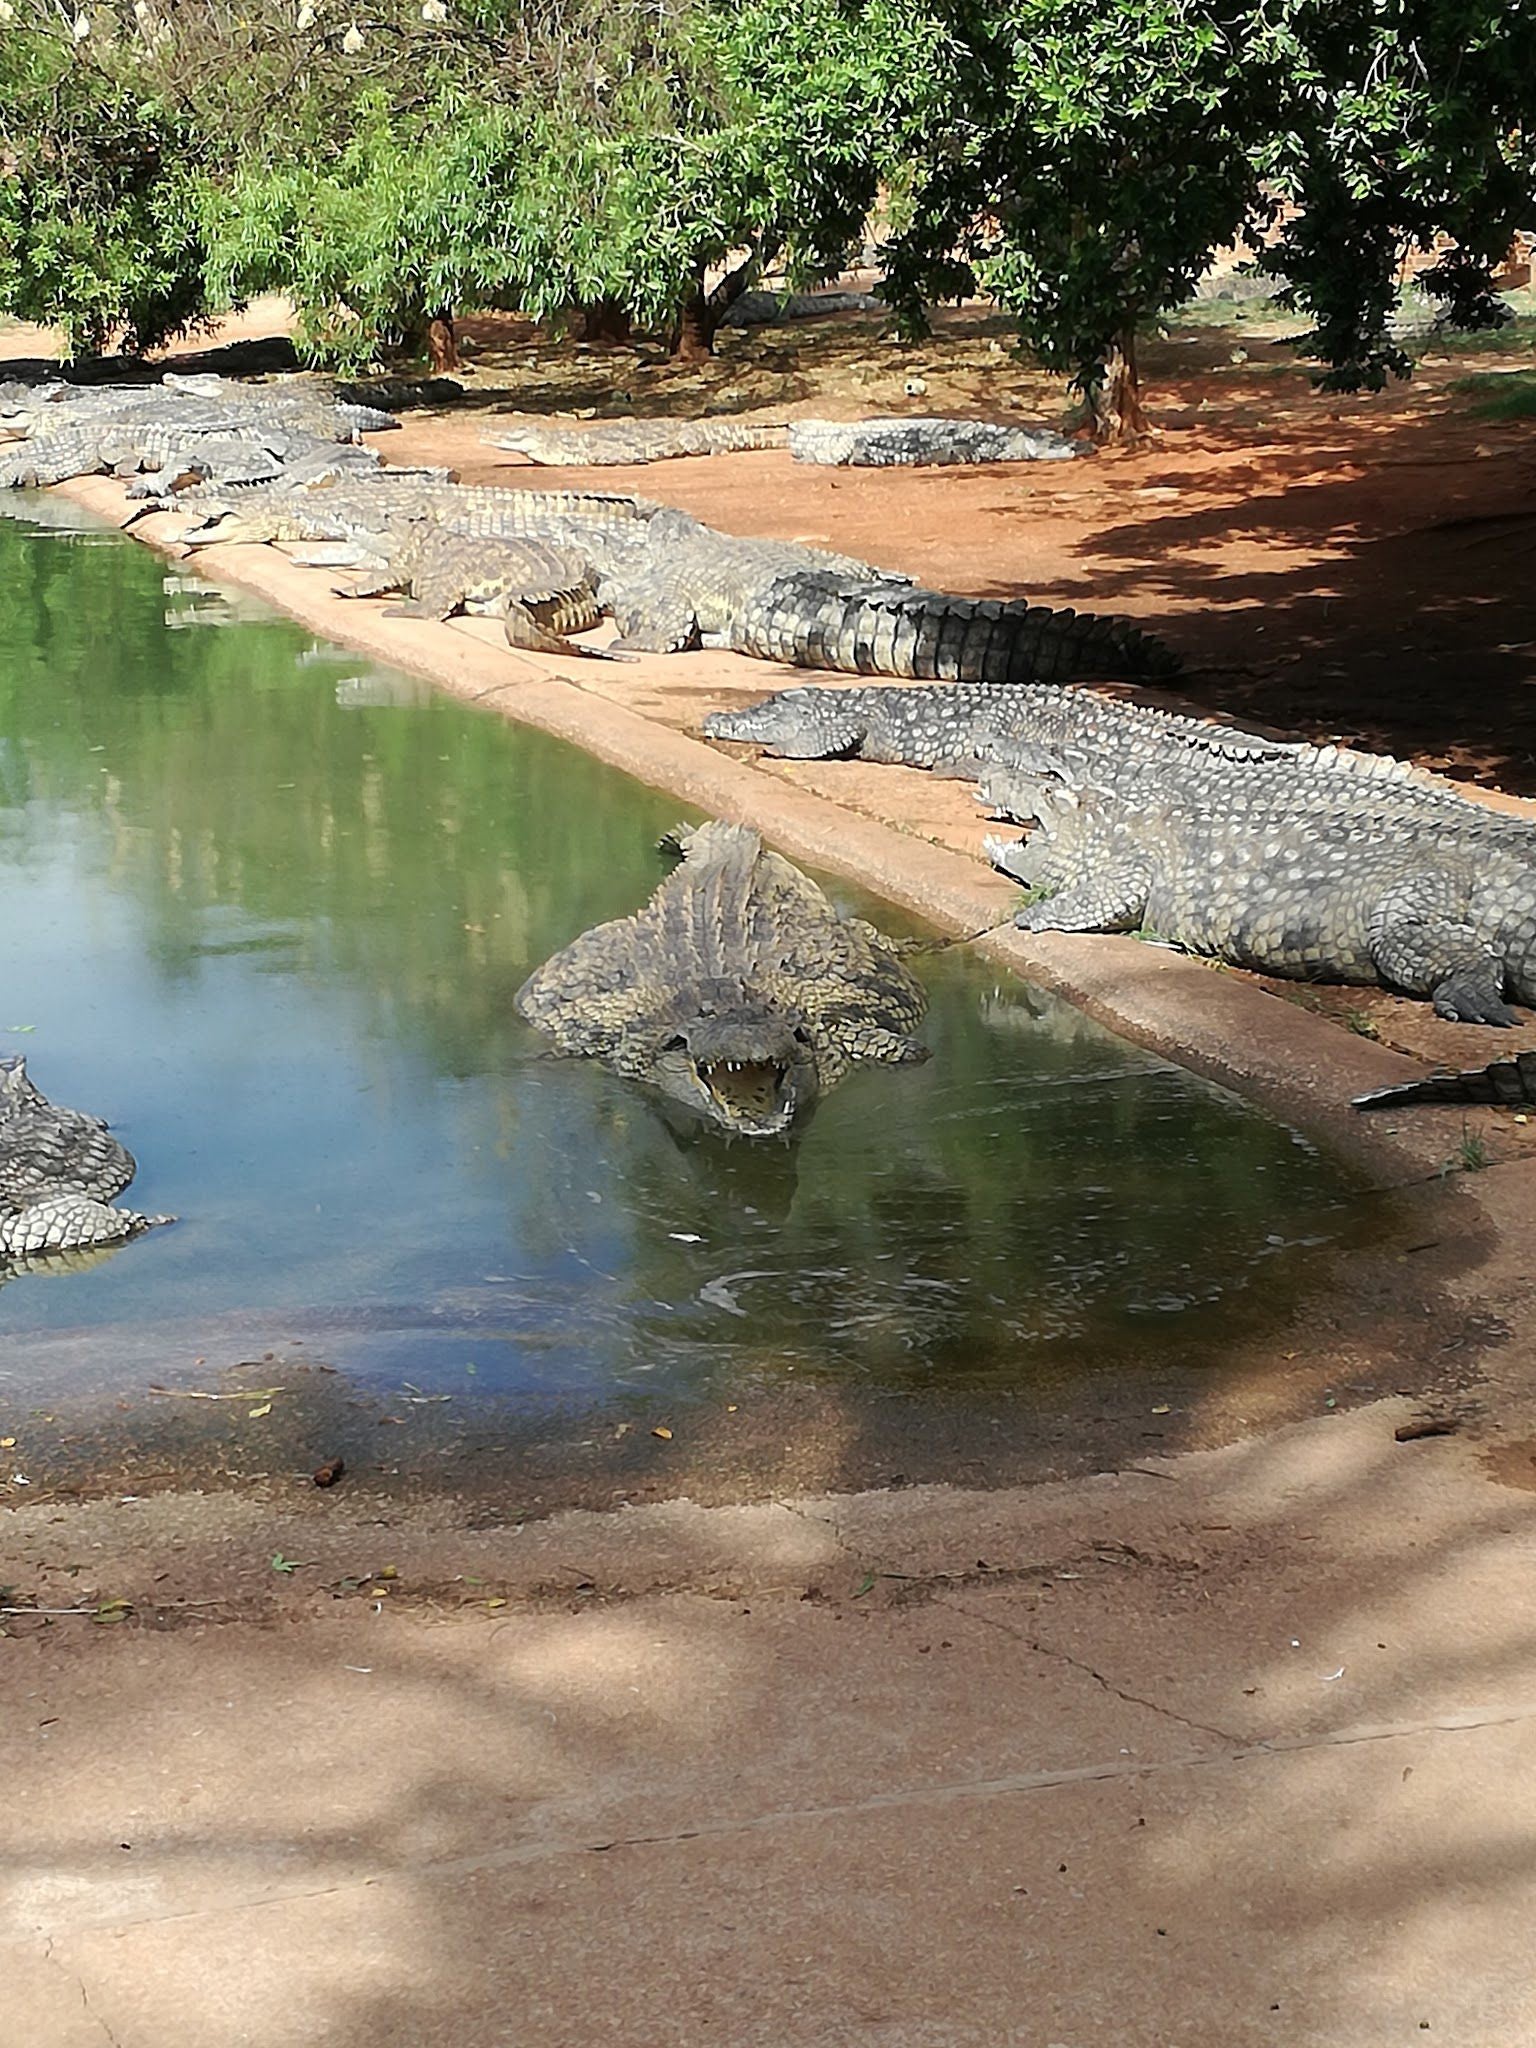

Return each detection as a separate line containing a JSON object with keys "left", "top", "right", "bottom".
{"left": 0, "top": 9, "right": 211, "bottom": 358}
{"left": 1257, "top": 0, "right": 1536, "bottom": 390}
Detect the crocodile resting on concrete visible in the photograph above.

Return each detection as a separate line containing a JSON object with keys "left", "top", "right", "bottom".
{"left": 489, "top": 416, "right": 1078, "bottom": 468}
{"left": 0, "top": 1056, "right": 173, "bottom": 1259}
{"left": 515, "top": 822, "right": 929, "bottom": 1136}
{"left": 1354, "top": 1050, "right": 1536, "bottom": 1109}
{"left": 1000, "top": 781, "right": 1536, "bottom": 1025}
{"left": 335, "top": 527, "right": 612, "bottom": 658}
{"left": 170, "top": 482, "right": 1179, "bottom": 685}
{"left": 704, "top": 681, "right": 1531, "bottom": 846}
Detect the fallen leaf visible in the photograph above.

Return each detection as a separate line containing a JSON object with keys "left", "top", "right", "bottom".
{"left": 852, "top": 1572, "right": 877, "bottom": 1598}
{"left": 0, "top": 1438, "right": 14, "bottom": 1449}
{"left": 93, "top": 1599, "right": 132, "bottom": 1625}
{"left": 312, "top": 1456, "right": 346, "bottom": 1488}
{"left": 651, "top": 1425, "right": 673, "bottom": 1440}
{"left": 270, "top": 1552, "right": 312, "bottom": 1575}
{"left": 1151, "top": 1404, "right": 1171, "bottom": 1415}
{"left": 246, "top": 1401, "right": 273, "bottom": 1419}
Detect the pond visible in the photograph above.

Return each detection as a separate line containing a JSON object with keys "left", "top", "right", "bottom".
{"left": 0, "top": 497, "right": 1359, "bottom": 1428}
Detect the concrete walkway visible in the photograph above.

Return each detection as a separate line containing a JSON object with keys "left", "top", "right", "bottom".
{"left": 7, "top": 1364, "right": 1536, "bottom": 2047}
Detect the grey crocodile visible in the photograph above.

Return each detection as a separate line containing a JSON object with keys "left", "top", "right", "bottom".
{"left": 0, "top": 381, "right": 400, "bottom": 491}
{"left": 1354, "top": 1050, "right": 1536, "bottom": 1109}
{"left": 491, "top": 419, "right": 789, "bottom": 465}
{"left": 172, "top": 484, "right": 1178, "bottom": 685}
{"left": 702, "top": 681, "right": 1239, "bottom": 767}
{"left": 1002, "top": 781, "right": 1536, "bottom": 1024}
{"left": 489, "top": 415, "right": 1077, "bottom": 467}
{"left": 786, "top": 418, "right": 1079, "bottom": 466}
{"left": 0, "top": 1056, "right": 173, "bottom": 1259}
{"left": 515, "top": 822, "right": 929, "bottom": 1136}
{"left": 609, "top": 510, "right": 1177, "bottom": 682}
{"left": 336, "top": 527, "right": 612, "bottom": 657}
{"left": 720, "top": 288, "right": 885, "bottom": 327}
{"left": 701, "top": 680, "right": 1524, "bottom": 843}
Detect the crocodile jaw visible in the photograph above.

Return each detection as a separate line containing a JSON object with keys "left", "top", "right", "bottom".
{"left": 695, "top": 1056, "right": 799, "bottom": 1137}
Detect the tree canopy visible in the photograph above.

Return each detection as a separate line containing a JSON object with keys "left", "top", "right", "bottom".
{"left": 2, "top": 0, "right": 1532, "bottom": 432}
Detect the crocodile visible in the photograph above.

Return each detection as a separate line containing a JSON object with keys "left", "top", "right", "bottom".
{"left": 0, "top": 1056, "right": 173, "bottom": 1259}
{"left": 172, "top": 487, "right": 1179, "bottom": 685}
{"left": 336, "top": 527, "right": 612, "bottom": 657}
{"left": 489, "top": 415, "right": 1078, "bottom": 467}
{"left": 515, "top": 821, "right": 929, "bottom": 1136}
{"left": 491, "top": 419, "right": 789, "bottom": 465}
{"left": 1002, "top": 781, "right": 1536, "bottom": 1024}
{"left": 1353, "top": 1050, "right": 1536, "bottom": 1109}
{"left": 701, "top": 681, "right": 1246, "bottom": 767}
{"left": 0, "top": 381, "right": 401, "bottom": 490}
{"left": 720, "top": 288, "right": 885, "bottom": 327}
{"left": 608, "top": 509, "right": 1178, "bottom": 682}
{"left": 786, "top": 418, "right": 1079, "bottom": 466}
{"left": 701, "top": 680, "right": 1527, "bottom": 841}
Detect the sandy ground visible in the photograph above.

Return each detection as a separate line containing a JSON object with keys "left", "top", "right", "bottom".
{"left": 7, "top": 296, "right": 1536, "bottom": 2045}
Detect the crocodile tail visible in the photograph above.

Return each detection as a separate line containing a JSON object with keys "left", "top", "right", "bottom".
{"left": 1353, "top": 1050, "right": 1536, "bottom": 1110}
{"left": 740, "top": 579, "right": 1179, "bottom": 685}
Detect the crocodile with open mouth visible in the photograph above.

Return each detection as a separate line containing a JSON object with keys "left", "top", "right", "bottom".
{"left": 514, "top": 822, "right": 929, "bottom": 1136}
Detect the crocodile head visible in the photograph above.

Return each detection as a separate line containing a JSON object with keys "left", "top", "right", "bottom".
{"left": 702, "top": 689, "right": 869, "bottom": 760}
{"left": 648, "top": 1007, "right": 818, "bottom": 1138}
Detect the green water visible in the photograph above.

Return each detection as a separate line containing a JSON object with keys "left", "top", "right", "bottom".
{"left": 0, "top": 499, "right": 1356, "bottom": 1408}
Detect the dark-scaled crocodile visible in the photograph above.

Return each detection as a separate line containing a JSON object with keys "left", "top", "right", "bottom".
{"left": 0, "top": 1056, "right": 173, "bottom": 1259}
{"left": 171, "top": 486, "right": 1179, "bottom": 685}
{"left": 1354, "top": 1050, "right": 1536, "bottom": 1109}
{"left": 609, "top": 510, "right": 1177, "bottom": 682}
{"left": 515, "top": 822, "right": 929, "bottom": 1136}
{"left": 1002, "top": 781, "right": 1536, "bottom": 1024}
{"left": 337, "top": 527, "right": 611, "bottom": 658}
{"left": 489, "top": 415, "right": 1078, "bottom": 467}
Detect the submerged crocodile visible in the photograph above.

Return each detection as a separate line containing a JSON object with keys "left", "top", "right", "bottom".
{"left": 1000, "top": 782, "right": 1536, "bottom": 1025}
{"left": 1354, "top": 1050, "right": 1536, "bottom": 1109}
{"left": 489, "top": 415, "right": 1078, "bottom": 467}
{"left": 515, "top": 822, "right": 929, "bottom": 1136}
{"left": 0, "top": 1056, "right": 173, "bottom": 1259}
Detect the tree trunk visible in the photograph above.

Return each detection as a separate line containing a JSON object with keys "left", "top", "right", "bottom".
{"left": 672, "top": 282, "right": 716, "bottom": 363}
{"left": 575, "top": 297, "right": 633, "bottom": 347}
{"left": 426, "top": 310, "right": 461, "bottom": 374}
{"left": 1090, "top": 329, "right": 1152, "bottom": 445}
{"left": 670, "top": 252, "right": 763, "bottom": 362}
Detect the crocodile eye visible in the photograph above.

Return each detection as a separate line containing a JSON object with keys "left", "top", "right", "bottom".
{"left": 660, "top": 1034, "right": 688, "bottom": 1053}
{"left": 792, "top": 1026, "right": 813, "bottom": 1047}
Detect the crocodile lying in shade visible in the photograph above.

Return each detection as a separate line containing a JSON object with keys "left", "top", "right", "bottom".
{"left": 515, "top": 822, "right": 929, "bottom": 1136}
{"left": 1000, "top": 781, "right": 1536, "bottom": 1025}
{"left": 169, "top": 480, "right": 1179, "bottom": 685}
{"left": 489, "top": 415, "right": 1078, "bottom": 467}
{"left": 1354, "top": 1050, "right": 1536, "bottom": 1109}
{"left": 0, "top": 1056, "right": 173, "bottom": 1259}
